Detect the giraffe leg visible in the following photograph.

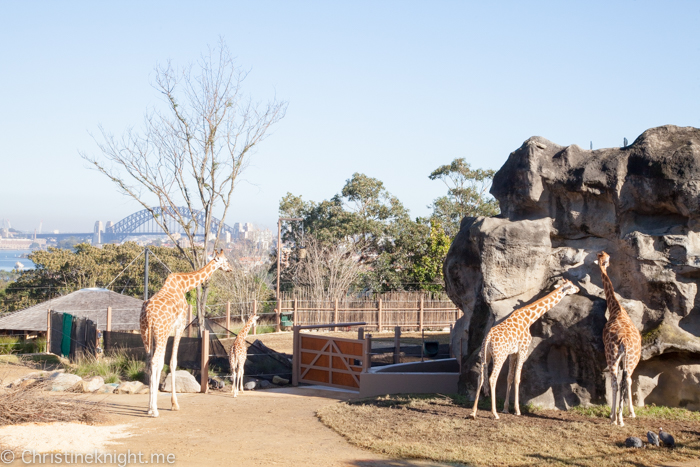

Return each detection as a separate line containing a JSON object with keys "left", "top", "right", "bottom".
{"left": 489, "top": 354, "right": 507, "bottom": 420}
{"left": 513, "top": 347, "right": 527, "bottom": 416}
{"left": 502, "top": 354, "right": 516, "bottom": 414}
{"left": 470, "top": 350, "right": 489, "bottom": 420}
{"left": 148, "top": 348, "right": 166, "bottom": 418}
{"left": 609, "top": 356, "right": 623, "bottom": 425}
{"left": 170, "top": 324, "right": 184, "bottom": 411}
{"left": 626, "top": 369, "right": 636, "bottom": 418}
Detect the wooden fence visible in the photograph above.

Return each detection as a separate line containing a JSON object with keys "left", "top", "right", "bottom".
{"left": 206, "top": 294, "right": 461, "bottom": 333}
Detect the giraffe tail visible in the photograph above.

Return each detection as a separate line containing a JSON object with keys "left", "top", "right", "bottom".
{"left": 479, "top": 334, "right": 492, "bottom": 398}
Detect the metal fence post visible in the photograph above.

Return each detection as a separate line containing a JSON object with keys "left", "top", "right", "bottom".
{"left": 252, "top": 299, "right": 258, "bottom": 335}
{"left": 226, "top": 301, "right": 231, "bottom": 337}
{"left": 200, "top": 329, "right": 209, "bottom": 393}
{"left": 363, "top": 335, "right": 372, "bottom": 371}
{"left": 393, "top": 326, "right": 401, "bottom": 364}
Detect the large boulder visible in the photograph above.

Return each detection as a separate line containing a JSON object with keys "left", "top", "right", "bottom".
{"left": 445, "top": 125, "right": 700, "bottom": 409}
{"left": 161, "top": 370, "right": 201, "bottom": 393}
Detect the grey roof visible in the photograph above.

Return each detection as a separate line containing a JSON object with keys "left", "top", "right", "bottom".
{"left": 0, "top": 288, "right": 143, "bottom": 332}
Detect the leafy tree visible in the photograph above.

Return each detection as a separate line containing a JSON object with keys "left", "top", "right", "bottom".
{"left": 429, "top": 158, "right": 499, "bottom": 237}
{"left": 81, "top": 40, "right": 286, "bottom": 317}
{"left": 2, "top": 242, "right": 191, "bottom": 312}
{"left": 406, "top": 220, "right": 451, "bottom": 292}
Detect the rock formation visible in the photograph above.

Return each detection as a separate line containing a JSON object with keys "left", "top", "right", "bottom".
{"left": 445, "top": 125, "right": 700, "bottom": 410}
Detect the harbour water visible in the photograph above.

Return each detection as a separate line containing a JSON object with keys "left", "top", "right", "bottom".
{"left": 0, "top": 249, "right": 37, "bottom": 271}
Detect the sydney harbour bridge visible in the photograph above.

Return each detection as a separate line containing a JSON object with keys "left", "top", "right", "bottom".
{"left": 35, "top": 207, "right": 237, "bottom": 243}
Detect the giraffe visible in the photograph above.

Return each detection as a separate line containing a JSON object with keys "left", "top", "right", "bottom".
{"left": 595, "top": 251, "right": 642, "bottom": 427}
{"left": 470, "top": 280, "right": 580, "bottom": 420}
{"left": 229, "top": 313, "right": 260, "bottom": 397}
{"left": 140, "top": 249, "right": 232, "bottom": 417}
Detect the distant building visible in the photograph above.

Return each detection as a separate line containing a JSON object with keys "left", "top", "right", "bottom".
{"left": 0, "top": 238, "right": 33, "bottom": 250}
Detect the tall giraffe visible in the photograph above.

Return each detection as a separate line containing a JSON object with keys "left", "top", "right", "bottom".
{"left": 596, "top": 251, "right": 641, "bottom": 426}
{"left": 229, "top": 313, "right": 259, "bottom": 397}
{"left": 470, "top": 280, "right": 580, "bottom": 420}
{"left": 140, "top": 250, "right": 232, "bottom": 417}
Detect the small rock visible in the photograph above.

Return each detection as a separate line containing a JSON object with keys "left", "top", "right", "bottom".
{"left": 136, "top": 385, "right": 149, "bottom": 394}
{"left": 50, "top": 373, "right": 82, "bottom": 391}
{"left": 244, "top": 381, "right": 257, "bottom": 390}
{"left": 161, "top": 370, "right": 200, "bottom": 393}
{"left": 272, "top": 375, "right": 289, "bottom": 385}
{"left": 625, "top": 437, "right": 643, "bottom": 448}
{"left": 209, "top": 376, "right": 225, "bottom": 389}
{"left": 117, "top": 381, "right": 145, "bottom": 394}
{"left": 96, "top": 384, "right": 117, "bottom": 394}
{"left": 258, "top": 380, "right": 271, "bottom": 389}
{"left": 81, "top": 376, "right": 105, "bottom": 393}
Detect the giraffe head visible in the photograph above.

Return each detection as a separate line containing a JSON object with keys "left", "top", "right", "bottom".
{"left": 595, "top": 251, "right": 610, "bottom": 269}
{"left": 557, "top": 279, "right": 580, "bottom": 296}
{"left": 212, "top": 249, "right": 233, "bottom": 272}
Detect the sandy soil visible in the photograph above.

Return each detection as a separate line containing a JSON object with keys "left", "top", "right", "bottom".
{"left": 1, "top": 360, "right": 452, "bottom": 467}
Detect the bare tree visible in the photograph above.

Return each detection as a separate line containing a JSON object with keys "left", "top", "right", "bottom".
{"left": 291, "top": 236, "right": 365, "bottom": 302}
{"left": 211, "top": 262, "right": 274, "bottom": 319}
{"left": 81, "top": 40, "right": 286, "bottom": 315}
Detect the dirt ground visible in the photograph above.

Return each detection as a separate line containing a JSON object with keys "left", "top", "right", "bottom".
{"left": 1, "top": 361, "right": 452, "bottom": 467}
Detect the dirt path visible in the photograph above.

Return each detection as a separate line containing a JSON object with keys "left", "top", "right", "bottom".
{"left": 101, "top": 388, "right": 455, "bottom": 467}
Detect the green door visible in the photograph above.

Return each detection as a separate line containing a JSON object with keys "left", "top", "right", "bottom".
{"left": 61, "top": 313, "right": 73, "bottom": 357}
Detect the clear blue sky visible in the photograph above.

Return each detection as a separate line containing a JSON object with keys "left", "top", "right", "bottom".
{"left": 1, "top": 1, "right": 698, "bottom": 233}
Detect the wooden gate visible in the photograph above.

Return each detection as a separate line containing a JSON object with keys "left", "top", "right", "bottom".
{"left": 292, "top": 323, "right": 369, "bottom": 390}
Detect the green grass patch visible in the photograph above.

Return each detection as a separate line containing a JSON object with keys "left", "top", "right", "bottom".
{"left": 569, "top": 403, "right": 700, "bottom": 421}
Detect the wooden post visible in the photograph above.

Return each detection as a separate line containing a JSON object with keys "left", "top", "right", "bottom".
{"left": 419, "top": 296, "right": 424, "bottom": 332}
{"left": 200, "top": 329, "right": 209, "bottom": 393}
{"left": 393, "top": 326, "right": 401, "bottom": 364}
{"left": 187, "top": 305, "right": 193, "bottom": 338}
{"left": 46, "top": 310, "right": 51, "bottom": 353}
{"left": 276, "top": 299, "right": 281, "bottom": 332}
{"left": 252, "top": 300, "right": 258, "bottom": 335}
{"left": 293, "top": 299, "right": 298, "bottom": 329}
{"left": 377, "top": 299, "right": 383, "bottom": 333}
{"left": 357, "top": 327, "right": 364, "bottom": 340}
{"left": 106, "top": 306, "right": 112, "bottom": 332}
{"left": 363, "top": 335, "right": 372, "bottom": 372}
{"left": 333, "top": 299, "right": 339, "bottom": 332}
{"left": 225, "top": 302, "right": 231, "bottom": 338}
{"left": 292, "top": 326, "right": 300, "bottom": 386}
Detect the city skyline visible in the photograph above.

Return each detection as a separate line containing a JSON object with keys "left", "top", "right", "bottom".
{"left": 1, "top": 2, "right": 698, "bottom": 233}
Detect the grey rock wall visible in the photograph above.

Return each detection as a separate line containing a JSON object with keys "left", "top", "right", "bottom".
{"left": 445, "top": 125, "right": 700, "bottom": 409}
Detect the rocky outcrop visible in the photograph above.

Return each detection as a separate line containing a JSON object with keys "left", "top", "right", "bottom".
{"left": 445, "top": 125, "right": 700, "bottom": 409}
{"left": 161, "top": 370, "right": 201, "bottom": 393}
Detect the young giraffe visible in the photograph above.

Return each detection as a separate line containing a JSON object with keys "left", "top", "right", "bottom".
{"left": 470, "top": 280, "right": 580, "bottom": 420}
{"left": 229, "top": 313, "right": 259, "bottom": 397}
{"left": 596, "top": 251, "right": 642, "bottom": 426}
{"left": 140, "top": 250, "right": 232, "bottom": 417}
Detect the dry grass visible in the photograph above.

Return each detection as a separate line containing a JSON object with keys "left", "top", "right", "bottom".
{"left": 0, "top": 380, "right": 104, "bottom": 427}
{"left": 317, "top": 394, "right": 700, "bottom": 466}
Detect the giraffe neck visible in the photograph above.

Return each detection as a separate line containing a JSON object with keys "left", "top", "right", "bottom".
{"left": 178, "top": 259, "right": 220, "bottom": 293}
{"left": 514, "top": 288, "right": 567, "bottom": 327}
{"left": 599, "top": 265, "right": 625, "bottom": 320}
{"left": 237, "top": 317, "right": 256, "bottom": 341}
